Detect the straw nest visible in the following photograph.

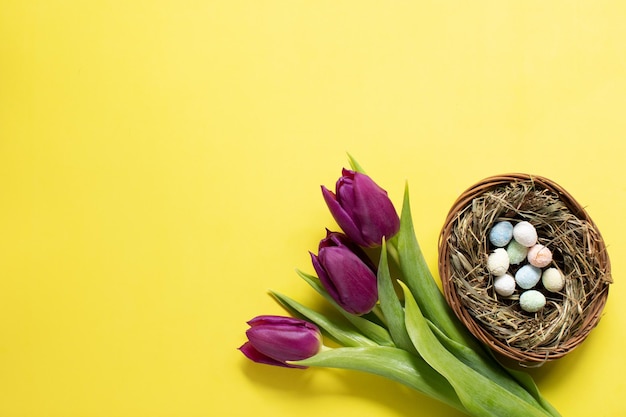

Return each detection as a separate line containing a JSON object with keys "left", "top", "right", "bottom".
{"left": 438, "top": 174, "right": 612, "bottom": 364}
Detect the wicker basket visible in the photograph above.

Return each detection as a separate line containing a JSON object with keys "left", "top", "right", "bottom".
{"left": 438, "top": 174, "right": 612, "bottom": 364}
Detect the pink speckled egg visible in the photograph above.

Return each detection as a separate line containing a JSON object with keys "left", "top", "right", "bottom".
{"left": 527, "top": 244, "right": 553, "bottom": 268}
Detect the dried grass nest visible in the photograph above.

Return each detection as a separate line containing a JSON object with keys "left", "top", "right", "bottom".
{"left": 438, "top": 174, "right": 612, "bottom": 364}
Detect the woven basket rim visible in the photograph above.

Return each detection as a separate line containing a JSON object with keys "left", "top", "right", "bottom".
{"left": 438, "top": 173, "right": 611, "bottom": 364}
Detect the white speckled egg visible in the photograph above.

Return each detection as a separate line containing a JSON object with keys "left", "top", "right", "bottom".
{"left": 506, "top": 239, "right": 528, "bottom": 265}
{"left": 542, "top": 267, "right": 565, "bottom": 292}
{"left": 489, "top": 221, "right": 514, "bottom": 247}
{"left": 519, "top": 290, "right": 546, "bottom": 312}
{"left": 515, "top": 264, "right": 542, "bottom": 289}
{"left": 513, "top": 221, "right": 538, "bottom": 247}
{"left": 486, "top": 248, "right": 510, "bottom": 276}
{"left": 494, "top": 273, "right": 516, "bottom": 296}
{"left": 527, "top": 244, "right": 553, "bottom": 268}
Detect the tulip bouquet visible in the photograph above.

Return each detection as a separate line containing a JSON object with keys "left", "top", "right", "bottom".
{"left": 240, "top": 157, "right": 561, "bottom": 417}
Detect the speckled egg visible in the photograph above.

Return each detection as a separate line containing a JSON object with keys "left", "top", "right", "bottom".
{"left": 486, "top": 248, "right": 510, "bottom": 276}
{"left": 519, "top": 290, "right": 546, "bottom": 313}
{"left": 489, "top": 221, "right": 514, "bottom": 247}
{"left": 513, "top": 221, "right": 538, "bottom": 247}
{"left": 527, "top": 244, "right": 553, "bottom": 268}
{"left": 542, "top": 267, "right": 565, "bottom": 292}
{"left": 515, "top": 264, "right": 542, "bottom": 289}
{"left": 493, "top": 273, "right": 516, "bottom": 297}
{"left": 506, "top": 239, "right": 528, "bottom": 265}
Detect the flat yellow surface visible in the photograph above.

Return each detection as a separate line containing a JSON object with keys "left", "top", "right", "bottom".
{"left": 2, "top": 1, "right": 625, "bottom": 416}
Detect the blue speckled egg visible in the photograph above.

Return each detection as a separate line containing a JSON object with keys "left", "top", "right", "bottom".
{"left": 515, "top": 264, "right": 542, "bottom": 289}
{"left": 489, "top": 221, "right": 514, "bottom": 247}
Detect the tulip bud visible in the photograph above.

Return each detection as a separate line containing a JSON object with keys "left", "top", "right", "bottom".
{"left": 310, "top": 230, "right": 378, "bottom": 315}
{"left": 318, "top": 229, "right": 377, "bottom": 269}
{"left": 322, "top": 169, "right": 400, "bottom": 247}
{"left": 239, "top": 315, "right": 322, "bottom": 368}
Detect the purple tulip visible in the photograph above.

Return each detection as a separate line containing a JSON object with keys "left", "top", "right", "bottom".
{"left": 322, "top": 169, "right": 400, "bottom": 247}
{"left": 239, "top": 315, "right": 322, "bottom": 369}
{"left": 310, "top": 231, "right": 378, "bottom": 315}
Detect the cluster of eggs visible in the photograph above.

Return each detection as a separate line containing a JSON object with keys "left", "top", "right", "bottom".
{"left": 486, "top": 221, "right": 565, "bottom": 313}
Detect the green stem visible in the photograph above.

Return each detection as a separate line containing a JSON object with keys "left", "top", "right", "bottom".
{"left": 270, "top": 290, "right": 379, "bottom": 348}
{"left": 295, "top": 346, "right": 467, "bottom": 415}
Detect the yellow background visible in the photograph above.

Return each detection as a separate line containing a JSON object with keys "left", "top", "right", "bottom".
{"left": 2, "top": 1, "right": 625, "bottom": 416}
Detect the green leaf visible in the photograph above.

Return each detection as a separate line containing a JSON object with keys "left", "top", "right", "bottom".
{"left": 504, "top": 367, "right": 562, "bottom": 417}
{"left": 346, "top": 153, "right": 366, "bottom": 173}
{"left": 427, "top": 320, "right": 554, "bottom": 415}
{"left": 392, "top": 183, "right": 476, "bottom": 348}
{"left": 294, "top": 346, "right": 466, "bottom": 414}
{"left": 270, "top": 290, "right": 378, "bottom": 348}
{"left": 296, "top": 269, "right": 394, "bottom": 347}
{"left": 401, "top": 283, "right": 552, "bottom": 417}
{"left": 377, "top": 239, "right": 414, "bottom": 352}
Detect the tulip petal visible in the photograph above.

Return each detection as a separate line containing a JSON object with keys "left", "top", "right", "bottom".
{"left": 351, "top": 172, "right": 400, "bottom": 246}
{"left": 318, "top": 247, "right": 378, "bottom": 315}
{"left": 336, "top": 174, "right": 358, "bottom": 218}
{"left": 310, "top": 251, "right": 337, "bottom": 301}
{"left": 239, "top": 342, "right": 305, "bottom": 369}
{"left": 246, "top": 316, "right": 322, "bottom": 362}
{"left": 318, "top": 230, "right": 376, "bottom": 272}
{"left": 247, "top": 315, "right": 317, "bottom": 331}
{"left": 321, "top": 185, "right": 368, "bottom": 246}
